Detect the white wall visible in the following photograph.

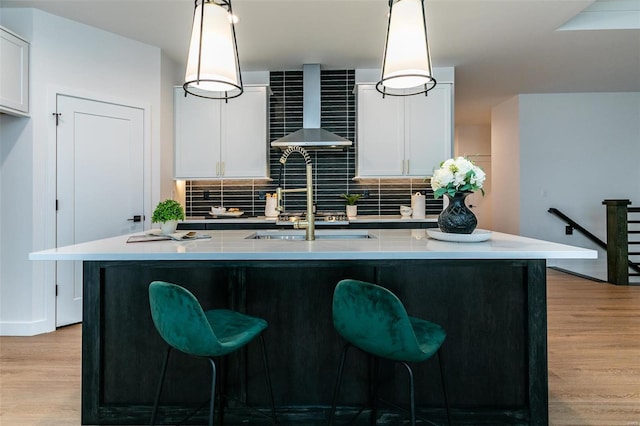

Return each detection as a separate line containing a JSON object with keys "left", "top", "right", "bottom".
{"left": 491, "top": 97, "right": 521, "bottom": 235}
{"left": 492, "top": 92, "right": 640, "bottom": 280}
{"left": 160, "top": 52, "right": 182, "bottom": 202}
{"left": 455, "top": 124, "right": 492, "bottom": 229}
{"left": 0, "top": 8, "right": 181, "bottom": 335}
{"left": 1, "top": 113, "right": 36, "bottom": 332}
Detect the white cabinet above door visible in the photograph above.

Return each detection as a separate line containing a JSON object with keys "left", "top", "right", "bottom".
{"left": 0, "top": 26, "right": 29, "bottom": 116}
{"left": 174, "top": 85, "right": 268, "bottom": 179}
{"left": 356, "top": 83, "right": 452, "bottom": 178}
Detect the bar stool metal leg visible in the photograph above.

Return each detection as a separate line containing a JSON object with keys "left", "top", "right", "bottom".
{"left": 329, "top": 343, "right": 351, "bottom": 425}
{"left": 401, "top": 362, "right": 416, "bottom": 426}
{"left": 259, "top": 335, "right": 278, "bottom": 423}
{"left": 150, "top": 346, "right": 172, "bottom": 426}
{"left": 208, "top": 358, "right": 217, "bottom": 426}
{"left": 437, "top": 350, "right": 452, "bottom": 426}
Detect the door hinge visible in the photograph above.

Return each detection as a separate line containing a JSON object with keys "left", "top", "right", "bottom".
{"left": 55, "top": 284, "right": 58, "bottom": 297}
{"left": 56, "top": 199, "right": 59, "bottom": 211}
{"left": 52, "top": 112, "right": 61, "bottom": 126}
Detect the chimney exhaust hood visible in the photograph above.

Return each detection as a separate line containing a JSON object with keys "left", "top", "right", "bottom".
{"left": 271, "top": 64, "right": 353, "bottom": 150}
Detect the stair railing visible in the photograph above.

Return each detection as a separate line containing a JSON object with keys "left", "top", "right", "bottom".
{"left": 619, "top": 201, "right": 640, "bottom": 284}
{"left": 549, "top": 201, "right": 640, "bottom": 285}
{"left": 547, "top": 208, "right": 606, "bottom": 250}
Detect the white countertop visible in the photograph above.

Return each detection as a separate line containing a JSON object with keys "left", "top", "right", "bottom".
{"left": 29, "top": 229, "right": 597, "bottom": 262}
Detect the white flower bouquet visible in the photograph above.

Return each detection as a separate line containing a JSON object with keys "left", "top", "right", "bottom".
{"left": 431, "top": 157, "right": 486, "bottom": 199}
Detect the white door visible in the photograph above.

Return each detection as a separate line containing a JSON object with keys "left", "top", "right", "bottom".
{"left": 56, "top": 95, "right": 145, "bottom": 327}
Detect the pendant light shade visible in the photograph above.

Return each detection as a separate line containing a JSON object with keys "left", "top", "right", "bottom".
{"left": 184, "top": 0, "right": 243, "bottom": 100}
{"left": 376, "top": 0, "right": 436, "bottom": 97}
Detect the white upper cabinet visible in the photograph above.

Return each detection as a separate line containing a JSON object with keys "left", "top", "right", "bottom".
{"left": 0, "top": 26, "right": 29, "bottom": 116}
{"left": 356, "top": 83, "right": 452, "bottom": 178}
{"left": 174, "top": 86, "right": 269, "bottom": 179}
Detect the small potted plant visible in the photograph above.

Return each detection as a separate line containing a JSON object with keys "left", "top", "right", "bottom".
{"left": 152, "top": 199, "right": 185, "bottom": 235}
{"left": 340, "top": 193, "right": 362, "bottom": 218}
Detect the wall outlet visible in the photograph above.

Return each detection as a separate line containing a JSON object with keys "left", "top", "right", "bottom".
{"left": 258, "top": 191, "right": 266, "bottom": 200}
{"left": 363, "top": 190, "right": 370, "bottom": 198}
{"left": 203, "top": 190, "right": 210, "bottom": 200}
{"left": 565, "top": 225, "right": 573, "bottom": 235}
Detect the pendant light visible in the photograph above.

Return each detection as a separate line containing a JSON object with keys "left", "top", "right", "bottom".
{"left": 183, "top": 0, "right": 243, "bottom": 100}
{"left": 376, "top": 0, "right": 436, "bottom": 97}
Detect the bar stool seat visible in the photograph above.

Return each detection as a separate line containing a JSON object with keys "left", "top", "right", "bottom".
{"left": 329, "top": 278, "right": 451, "bottom": 425}
{"left": 148, "top": 280, "right": 276, "bottom": 426}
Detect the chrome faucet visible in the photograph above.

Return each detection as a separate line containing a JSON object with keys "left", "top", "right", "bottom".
{"left": 276, "top": 146, "right": 315, "bottom": 241}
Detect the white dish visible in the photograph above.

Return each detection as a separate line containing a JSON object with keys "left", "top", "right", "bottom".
{"left": 210, "top": 207, "right": 226, "bottom": 214}
{"left": 209, "top": 210, "right": 244, "bottom": 217}
{"left": 427, "top": 229, "right": 492, "bottom": 243}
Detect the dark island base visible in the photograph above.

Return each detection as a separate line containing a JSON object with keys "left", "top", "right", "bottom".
{"left": 82, "top": 259, "right": 547, "bottom": 425}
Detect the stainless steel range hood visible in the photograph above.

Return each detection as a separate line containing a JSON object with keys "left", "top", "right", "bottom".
{"left": 271, "top": 64, "right": 352, "bottom": 150}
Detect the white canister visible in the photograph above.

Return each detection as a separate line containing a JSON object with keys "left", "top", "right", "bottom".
{"left": 265, "top": 195, "right": 278, "bottom": 218}
{"left": 411, "top": 192, "right": 426, "bottom": 219}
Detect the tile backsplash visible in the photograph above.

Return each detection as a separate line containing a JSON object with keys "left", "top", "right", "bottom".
{"left": 185, "top": 70, "right": 442, "bottom": 217}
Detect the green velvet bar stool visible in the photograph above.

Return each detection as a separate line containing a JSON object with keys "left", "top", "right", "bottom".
{"left": 148, "top": 281, "right": 277, "bottom": 426}
{"left": 329, "top": 279, "right": 451, "bottom": 426}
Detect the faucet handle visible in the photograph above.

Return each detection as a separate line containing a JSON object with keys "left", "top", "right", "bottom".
{"left": 275, "top": 187, "right": 284, "bottom": 212}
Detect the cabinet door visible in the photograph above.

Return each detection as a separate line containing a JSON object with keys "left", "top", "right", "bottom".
{"left": 0, "top": 27, "right": 29, "bottom": 115}
{"left": 357, "top": 85, "right": 405, "bottom": 177}
{"left": 405, "top": 83, "right": 452, "bottom": 176}
{"left": 174, "top": 87, "right": 222, "bottom": 179}
{"left": 221, "top": 86, "right": 268, "bottom": 178}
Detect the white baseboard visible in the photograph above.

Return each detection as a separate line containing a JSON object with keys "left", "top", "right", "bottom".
{"left": 0, "top": 319, "right": 56, "bottom": 336}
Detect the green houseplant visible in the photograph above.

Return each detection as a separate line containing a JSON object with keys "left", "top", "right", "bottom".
{"left": 340, "top": 193, "right": 362, "bottom": 218}
{"left": 340, "top": 193, "right": 362, "bottom": 206}
{"left": 152, "top": 199, "right": 185, "bottom": 234}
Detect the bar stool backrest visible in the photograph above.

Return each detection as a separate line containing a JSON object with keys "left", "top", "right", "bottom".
{"left": 332, "top": 279, "right": 424, "bottom": 362}
{"left": 149, "top": 281, "right": 222, "bottom": 357}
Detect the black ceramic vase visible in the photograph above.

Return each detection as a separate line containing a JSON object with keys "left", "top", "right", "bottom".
{"left": 438, "top": 191, "right": 477, "bottom": 234}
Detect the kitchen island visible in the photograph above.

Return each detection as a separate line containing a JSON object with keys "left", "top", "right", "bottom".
{"left": 30, "top": 229, "right": 596, "bottom": 425}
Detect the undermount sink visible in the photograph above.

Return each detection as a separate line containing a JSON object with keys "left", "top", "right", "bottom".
{"left": 245, "top": 230, "right": 375, "bottom": 240}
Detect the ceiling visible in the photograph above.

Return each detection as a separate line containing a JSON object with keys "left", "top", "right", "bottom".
{"left": 2, "top": 0, "right": 639, "bottom": 124}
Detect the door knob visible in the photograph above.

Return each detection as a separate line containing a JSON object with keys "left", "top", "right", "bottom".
{"left": 127, "top": 215, "right": 143, "bottom": 222}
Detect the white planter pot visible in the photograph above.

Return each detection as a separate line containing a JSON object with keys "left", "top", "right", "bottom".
{"left": 160, "top": 220, "right": 178, "bottom": 235}
{"left": 346, "top": 205, "right": 357, "bottom": 218}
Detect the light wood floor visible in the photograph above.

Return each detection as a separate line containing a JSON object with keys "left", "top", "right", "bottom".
{"left": 1, "top": 269, "right": 638, "bottom": 425}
